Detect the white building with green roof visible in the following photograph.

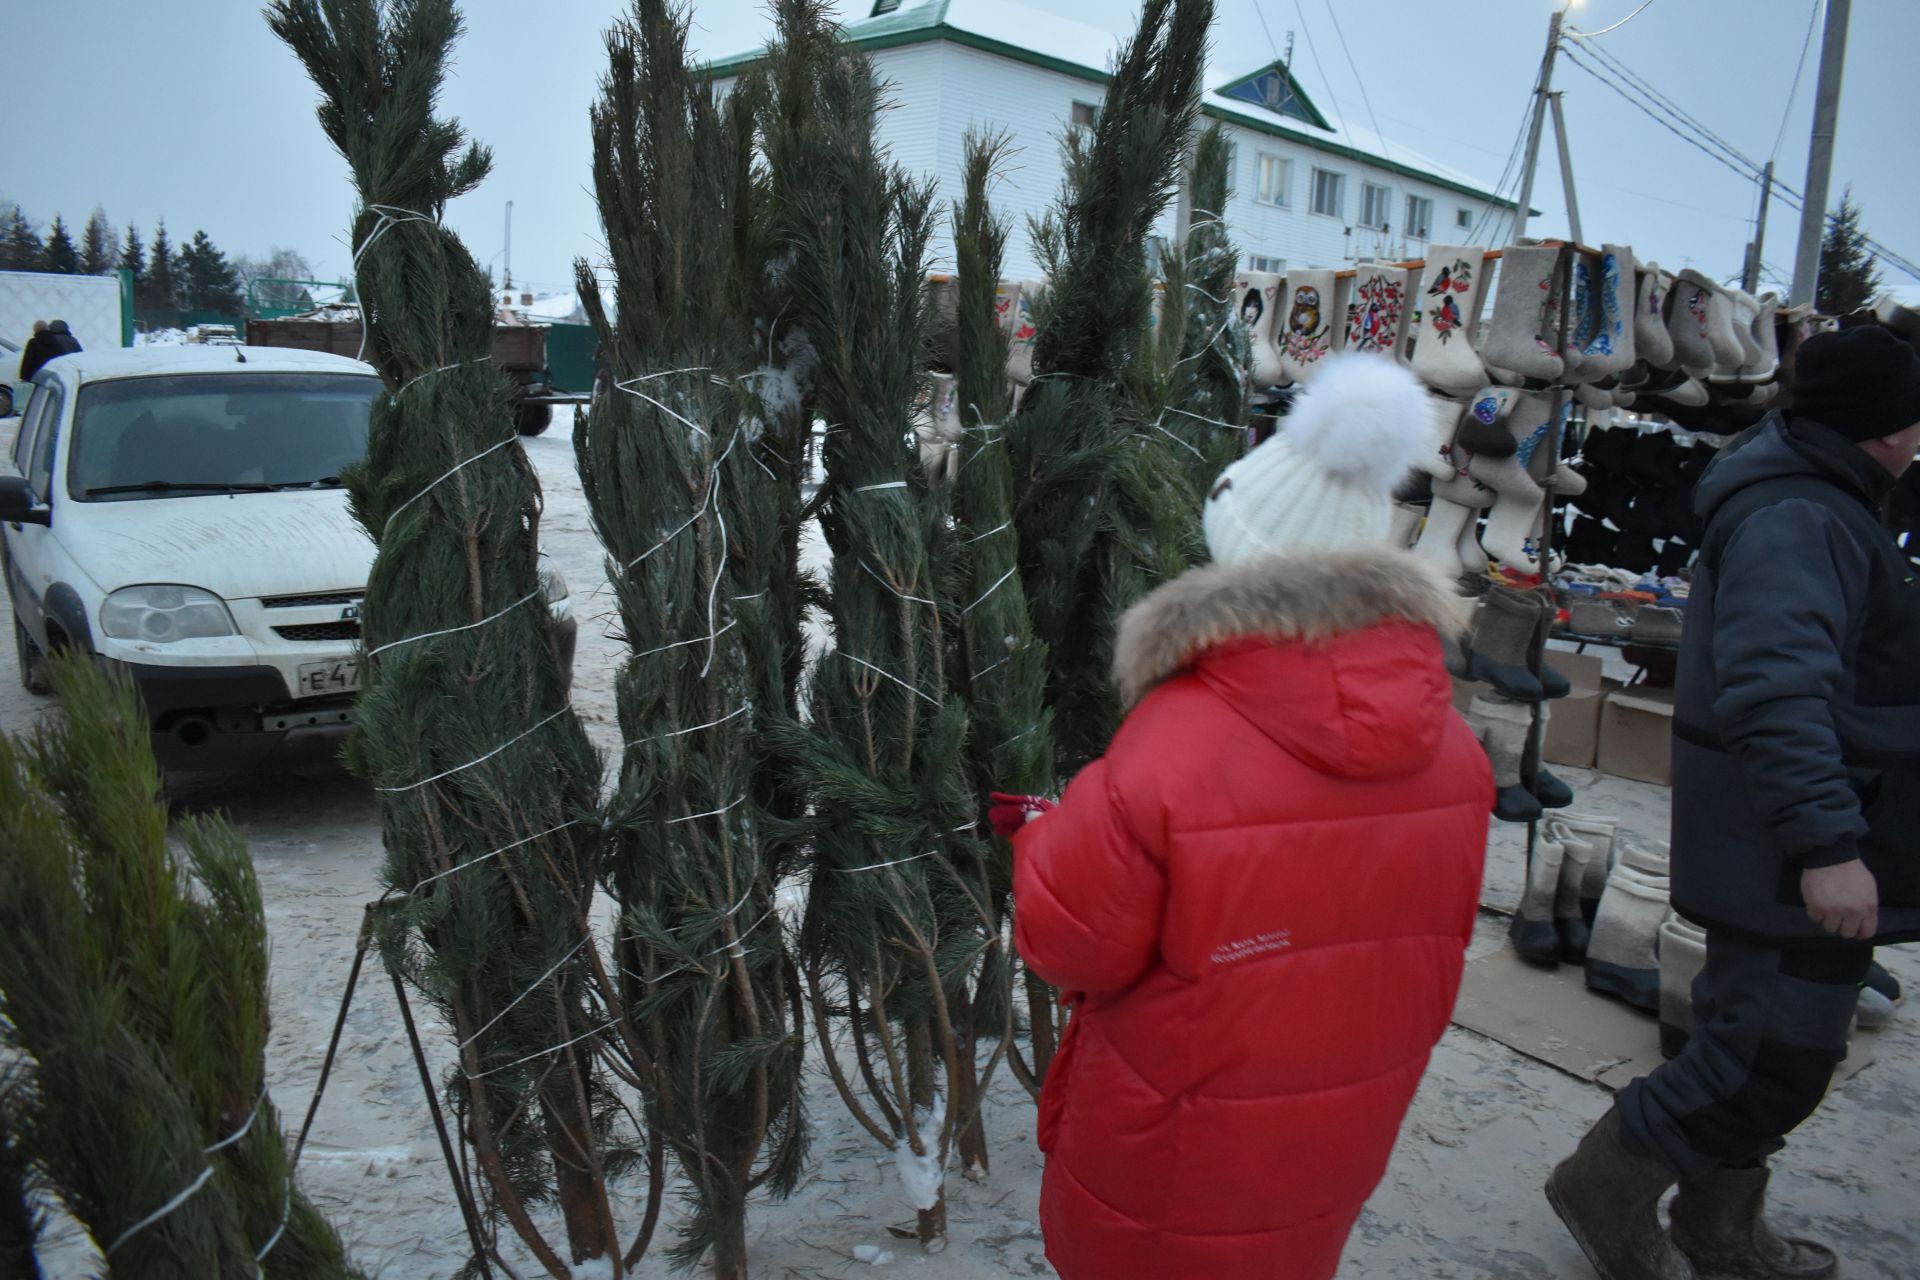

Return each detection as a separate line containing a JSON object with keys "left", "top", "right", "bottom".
{"left": 706, "top": 0, "right": 1520, "bottom": 279}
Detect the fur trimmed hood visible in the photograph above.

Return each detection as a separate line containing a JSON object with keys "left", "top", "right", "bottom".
{"left": 1112, "top": 549, "right": 1470, "bottom": 710}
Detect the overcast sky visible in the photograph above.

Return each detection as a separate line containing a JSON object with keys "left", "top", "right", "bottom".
{"left": 5, "top": 0, "right": 1915, "bottom": 303}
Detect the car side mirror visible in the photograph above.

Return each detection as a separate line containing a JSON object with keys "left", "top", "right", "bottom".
{"left": 0, "top": 474, "right": 50, "bottom": 526}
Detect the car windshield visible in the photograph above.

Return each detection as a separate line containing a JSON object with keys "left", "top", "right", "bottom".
{"left": 67, "top": 371, "right": 380, "bottom": 502}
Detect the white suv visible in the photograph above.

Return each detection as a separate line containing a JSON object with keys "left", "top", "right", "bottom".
{"left": 1, "top": 345, "right": 576, "bottom": 770}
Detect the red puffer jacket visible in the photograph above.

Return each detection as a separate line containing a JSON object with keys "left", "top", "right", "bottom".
{"left": 1014, "top": 551, "right": 1492, "bottom": 1280}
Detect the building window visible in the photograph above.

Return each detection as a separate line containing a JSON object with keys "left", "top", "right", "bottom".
{"left": 1248, "top": 254, "right": 1286, "bottom": 275}
{"left": 1254, "top": 153, "right": 1291, "bottom": 207}
{"left": 1457, "top": 206, "right": 1475, "bottom": 229}
{"left": 1070, "top": 101, "right": 1099, "bottom": 132}
{"left": 1310, "top": 168, "right": 1345, "bottom": 218}
{"left": 1406, "top": 195, "right": 1434, "bottom": 241}
{"left": 1361, "top": 182, "right": 1393, "bottom": 231}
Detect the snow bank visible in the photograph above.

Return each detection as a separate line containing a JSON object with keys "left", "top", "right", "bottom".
{"left": 893, "top": 1093, "right": 947, "bottom": 1212}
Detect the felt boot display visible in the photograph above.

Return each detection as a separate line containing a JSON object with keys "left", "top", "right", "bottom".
{"left": 1413, "top": 471, "right": 1494, "bottom": 577}
{"left": 1468, "top": 450, "right": 1547, "bottom": 573}
{"left": 1471, "top": 694, "right": 1543, "bottom": 823}
{"left": 1479, "top": 242, "right": 1568, "bottom": 383}
{"left": 1413, "top": 247, "right": 1491, "bottom": 394}
{"left": 1666, "top": 270, "right": 1716, "bottom": 377}
{"left": 1558, "top": 812, "right": 1618, "bottom": 923}
{"left": 1729, "top": 291, "right": 1766, "bottom": 378}
{"left": 1510, "top": 823, "right": 1566, "bottom": 965}
{"left": 1464, "top": 586, "right": 1547, "bottom": 701}
{"left": 1234, "top": 271, "right": 1286, "bottom": 389}
{"left": 1587, "top": 863, "right": 1669, "bottom": 1011}
{"left": 1343, "top": 264, "right": 1416, "bottom": 362}
{"left": 997, "top": 280, "right": 1041, "bottom": 388}
{"left": 913, "top": 371, "right": 963, "bottom": 483}
{"left": 1575, "top": 245, "right": 1638, "bottom": 382}
{"left": 1658, "top": 914, "right": 1709, "bottom": 1059}
{"left": 1276, "top": 269, "right": 1338, "bottom": 384}
{"left": 1619, "top": 837, "right": 1670, "bottom": 879}
{"left": 1744, "top": 291, "right": 1782, "bottom": 383}
{"left": 1700, "top": 279, "right": 1747, "bottom": 380}
{"left": 1634, "top": 263, "right": 1676, "bottom": 369}
{"left": 1456, "top": 387, "right": 1520, "bottom": 456}
{"left": 1548, "top": 818, "right": 1595, "bottom": 961}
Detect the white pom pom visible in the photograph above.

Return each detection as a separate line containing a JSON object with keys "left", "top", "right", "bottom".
{"left": 1278, "top": 354, "right": 1440, "bottom": 496}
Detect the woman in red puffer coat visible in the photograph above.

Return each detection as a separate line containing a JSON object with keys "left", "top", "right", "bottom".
{"left": 1007, "top": 355, "right": 1493, "bottom": 1280}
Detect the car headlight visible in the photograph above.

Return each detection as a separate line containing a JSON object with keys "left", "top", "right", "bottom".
{"left": 100, "top": 585, "right": 237, "bottom": 643}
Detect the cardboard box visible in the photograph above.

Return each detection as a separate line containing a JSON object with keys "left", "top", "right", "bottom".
{"left": 1542, "top": 652, "right": 1608, "bottom": 770}
{"left": 1597, "top": 683, "right": 1676, "bottom": 785}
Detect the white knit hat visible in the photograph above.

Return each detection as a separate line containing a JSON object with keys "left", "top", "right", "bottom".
{"left": 1204, "top": 353, "right": 1438, "bottom": 564}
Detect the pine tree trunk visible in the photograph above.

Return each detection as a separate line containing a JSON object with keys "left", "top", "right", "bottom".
{"left": 951, "top": 986, "right": 990, "bottom": 1181}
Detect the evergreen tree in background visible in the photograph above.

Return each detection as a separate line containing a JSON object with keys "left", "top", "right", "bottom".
{"left": 762, "top": 0, "right": 1002, "bottom": 1247}
{"left": 0, "top": 657, "right": 361, "bottom": 1278}
{"left": 39, "top": 215, "right": 78, "bottom": 274}
{"left": 1010, "top": 0, "right": 1214, "bottom": 774}
{"left": 270, "top": 1, "right": 620, "bottom": 1273}
{"left": 178, "top": 229, "right": 243, "bottom": 313}
{"left": 946, "top": 131, "right": 1054, "bottom": 1135}
{"left": 0, "top": 206, "right": 42, "bottom": 272}
{"left": 79, "top": 206, "right": 115, "bottom": 275}
{"left": 120, "top": 222, "right": 146, "bottom": 287}
{"left": 1817, "top": 187, "right": 1883, "bottom": 315}
{"left": 573, "top": 1, "right": 807, "bottom": 1273}
{"left": 145, "top": 221, "right": 179, "bottom": 311}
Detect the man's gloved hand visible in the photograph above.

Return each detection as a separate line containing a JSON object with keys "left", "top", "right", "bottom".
{"left": 989, "top": 792, "right": 1057, "bottom": 839}
{"left": 1803, "top": 859, "right": 1880, "bottom": 940}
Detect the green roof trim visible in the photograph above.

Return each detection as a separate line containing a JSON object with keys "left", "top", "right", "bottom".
{"left": 1212, "top": 62, "right": 1332, "bottom": 131}
{"left": 699, "top": 10, "right": 1514, "bottom": 210}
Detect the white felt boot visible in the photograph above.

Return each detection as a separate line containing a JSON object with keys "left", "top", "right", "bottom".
{"left": 1235, "top": 272, "right": 1286, "bottom": 388}
{"left": 1389, "top": 500, "right": 1425, "bottom": 550}
{"left": 1511, "top": 822, "right": 1567, "bottom": 963}
{"left": 914, "top": 372, "right": 963, "bottom": 484}
{"left": 1412, "top": 247, "right": 1491, "bottom": 395}
{"left": 1666, "top": 271, "right": 1717, "bottom": 377}
{"left": 1743, "top": 292, "right": 1782, "bottom": 383}
{"left": 1658, "top": 913, "right": 1710, "bottom": 1058}
{"left": 1700, "top": 282, "right": 1746, "bottom": 381}
{"left": 1619, "top": 837, "right": 1670, "bottom": 879}
{"left": 1634, "top": 263, "right": 1676, "bottom": 369}
{"left": 1572, "top": 244, "right": 1637, "bottom": 381}
{"left": 1413, "top": 470, "right": 1492, "bottom": 575}
{"left": 1587, "top": 863, "right": 1670, "bottom": 1011}
{"left": 998, "top": 280, "right": 1041, "bottom": 388}
{"left": 1729, "top": 290, "right": 1766, "bottom": 378}
{"left": 1343, "top": 263, "right": 1417, "bottom": 362}
{"left": 1479, "top": 243, "right": 1568, "bottom": 383}
{"left": 1558, "top": 812, "right": 1619, "bottom": 914}
{"left": 1276, "top": 270, "right": 1339, "bottom": 383}
{"left": 1546, "top": 818, "right": 1596, "bottom": 962}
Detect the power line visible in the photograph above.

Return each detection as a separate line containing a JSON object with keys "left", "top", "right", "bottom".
{"left": 1319, "top": 0, "right": 1390, "bottom": 166}
{"left": 1770, "top": 0, "right": 1822, "bottom": 163}
{"left": 1564, "top": 0, "right": 1657, "bottom": 40}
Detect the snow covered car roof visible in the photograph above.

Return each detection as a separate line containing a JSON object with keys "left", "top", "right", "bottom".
{"left": 36, "top": 345, "right": 377, "bottom": 386}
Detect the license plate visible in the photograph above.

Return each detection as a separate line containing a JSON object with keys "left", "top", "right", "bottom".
{"left": 296, "top": 658, "right": 361, "bottom": 698}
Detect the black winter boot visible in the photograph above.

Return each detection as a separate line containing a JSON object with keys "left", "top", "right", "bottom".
{"left": 1546, "top": 1107, "right": 1697, "bottom": 1280}
{"left": 1669, "top": 1165, "right": 1838, "bottom": 1279}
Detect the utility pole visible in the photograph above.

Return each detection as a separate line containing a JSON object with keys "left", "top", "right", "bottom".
{"left": 1511, "top": 7, "right": 1565, "bottom": 244}
{"left": 1790, "top": 0, "right": 1850, "bottom": 308}
{"left": 503, "top": 199, "right": 514, "bottom": 292}
{"left": 1549, "top": 91, "right": 1583, "bottom": 247}
{"left": 1743, "top": 160, "right": 1775, "bottom": 294}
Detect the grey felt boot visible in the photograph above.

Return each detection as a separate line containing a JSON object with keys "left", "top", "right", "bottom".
{"left": 1547, "top": 1107, "right": 1698, "bottom": 1280}
{"left": 1669, "top": 1165, "right": 1838, "bottom": 1280}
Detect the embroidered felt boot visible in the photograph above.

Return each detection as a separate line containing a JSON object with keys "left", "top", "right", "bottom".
{"left": 1235, "top": 271, "right": 1287, "bottom": 389}
{"left": 1413, "top": 247, "right": 1491, "bottom": 394}
{"left": 1700, "top": 280, "right": 1747, "bottom": 381}
{"left": 1743, "top": 292, "right": 1781, "bottom": 384}
{"left": 1573, "top": 245, "right": 1637, "bottom": 381}
{"left": 914, "top": 371, "right": 964, "bottom": 483}
{"left": 1471, "top": 694, "right": 1543, "bottom": 824}
{"left": 1669, "top": 1165, "right": 1838, "bottom": 1280}
{"left": 1635, "top": 263, "right": 1676, "bottom": 369}
{"left": 1547, "top": 1107, "right": 1697, "bottom": 1280}
{"left": 1276, "top": 270, "right": 1339, "bottom": 383}
{"left": 1480, "top": 242, "right": 1569, "bottom": 382}
{"left": 1343, "top": 263, "right": 1417, "bottom": 363}
{"left": 1510, "top": 820, "right": 1566, "bottom": 964}
{"left": 1667, "top": 271, "right": 1716, "bottom": 378}
{"left": 1658, "top": 914, "right": 1709, "bottom": 1059}
{"left": 998, "top": 280, "right": 1041, "bottom": 388}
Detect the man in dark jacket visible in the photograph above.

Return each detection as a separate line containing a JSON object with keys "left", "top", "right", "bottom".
{"left": 18, "top": 319, "right": 81, "bottom": 381}
{"left": 1547, "top": 325, "right": 1920, "bottom": 1280}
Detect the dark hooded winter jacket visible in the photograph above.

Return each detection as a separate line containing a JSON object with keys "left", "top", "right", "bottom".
{"left": 1671, "top": 412, "right": 1920, "bottom": 946}
{"left": 1012, "top": 551, "right": 1491, "bottom": 1280}
{"left": 18, "top": 323, "right": 81, "bottom": 382}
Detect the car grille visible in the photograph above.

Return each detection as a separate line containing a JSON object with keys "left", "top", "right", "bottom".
{"left": 274, "top": 621, "right": 362, "bottom": 643}
{"left": 263, "top": 591, "right": 363, "bottom": 610}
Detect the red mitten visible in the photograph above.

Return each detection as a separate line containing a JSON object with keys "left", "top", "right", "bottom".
{"left": 989, "top": 792, "right": 1057, "bottom": 839}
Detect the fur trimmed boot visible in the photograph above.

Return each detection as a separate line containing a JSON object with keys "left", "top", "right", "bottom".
{"left": 1547, "top": 1107, "right": 1697, "bottom": 1280}
{"left": 1276, "top": 270, "right": 1339, "bottom": 384}
{"left": 1658, "top": 913, "right": 1709, "bottom": 1059}
{"left": 1481, "top": 242, "right": 1569, "bottom": 382}
{"left": 1669, "top": 1165, "right": 1839, "bottom": 1280}
{"left": 1413, "top": 247, "right": 1491, "bottom": 394}
{"left": 1588, "top": 863, "right": 1669, "bottom": 1011}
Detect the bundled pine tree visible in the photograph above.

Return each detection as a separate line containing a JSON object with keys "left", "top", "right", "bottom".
{"left": 269, "top": 2, "right": 622, "bottom": 1273}
{"left": 761, "top": 0, "right": 1002, "bottom": 1247}
{"left": 0, "top": 657, "right": 359, "bottom": 1278}
{"left": 944, "top": 133, "right": 1055, "bottom": 1129}
{"left": 1011, "top": 0, "right": 1214, "bottom": 773}
{"left": 573, "top": 3, "right": 807, "bottom": 1274}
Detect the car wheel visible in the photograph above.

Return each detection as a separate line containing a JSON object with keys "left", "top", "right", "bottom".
{"left": 516, "top": 400, "right": 553, "bottom": 437}
{"left": 15, "top": 618, "right": 49, "bottom": 694}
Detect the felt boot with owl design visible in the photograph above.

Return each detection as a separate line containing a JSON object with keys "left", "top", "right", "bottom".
{"left": 1480, "top": 242, "right": 1568, "bottom": 383}
{"left": 1234, "top": 271, "right": 1286, "bottom": 388}
{"left": 1343, "top": 264, "right": 1416, "bottom": 363}
{"left": 1412, "top": 247, "right": 1491, "bottom": 395}
{"left": 1276, "top": 269, "right": 1338, "bottom": 383}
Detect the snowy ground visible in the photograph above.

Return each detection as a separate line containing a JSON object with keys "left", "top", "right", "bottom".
{"left": 5, "top": 420, "right": 1916, "bottom": 1278}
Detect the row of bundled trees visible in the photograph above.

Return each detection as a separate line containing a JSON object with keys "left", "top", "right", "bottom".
{"left": 222, "top": 0, "right": 1248, "bottom": 1277}
{"left": 0, "top": 201, "right": 315, "bottom": 317}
